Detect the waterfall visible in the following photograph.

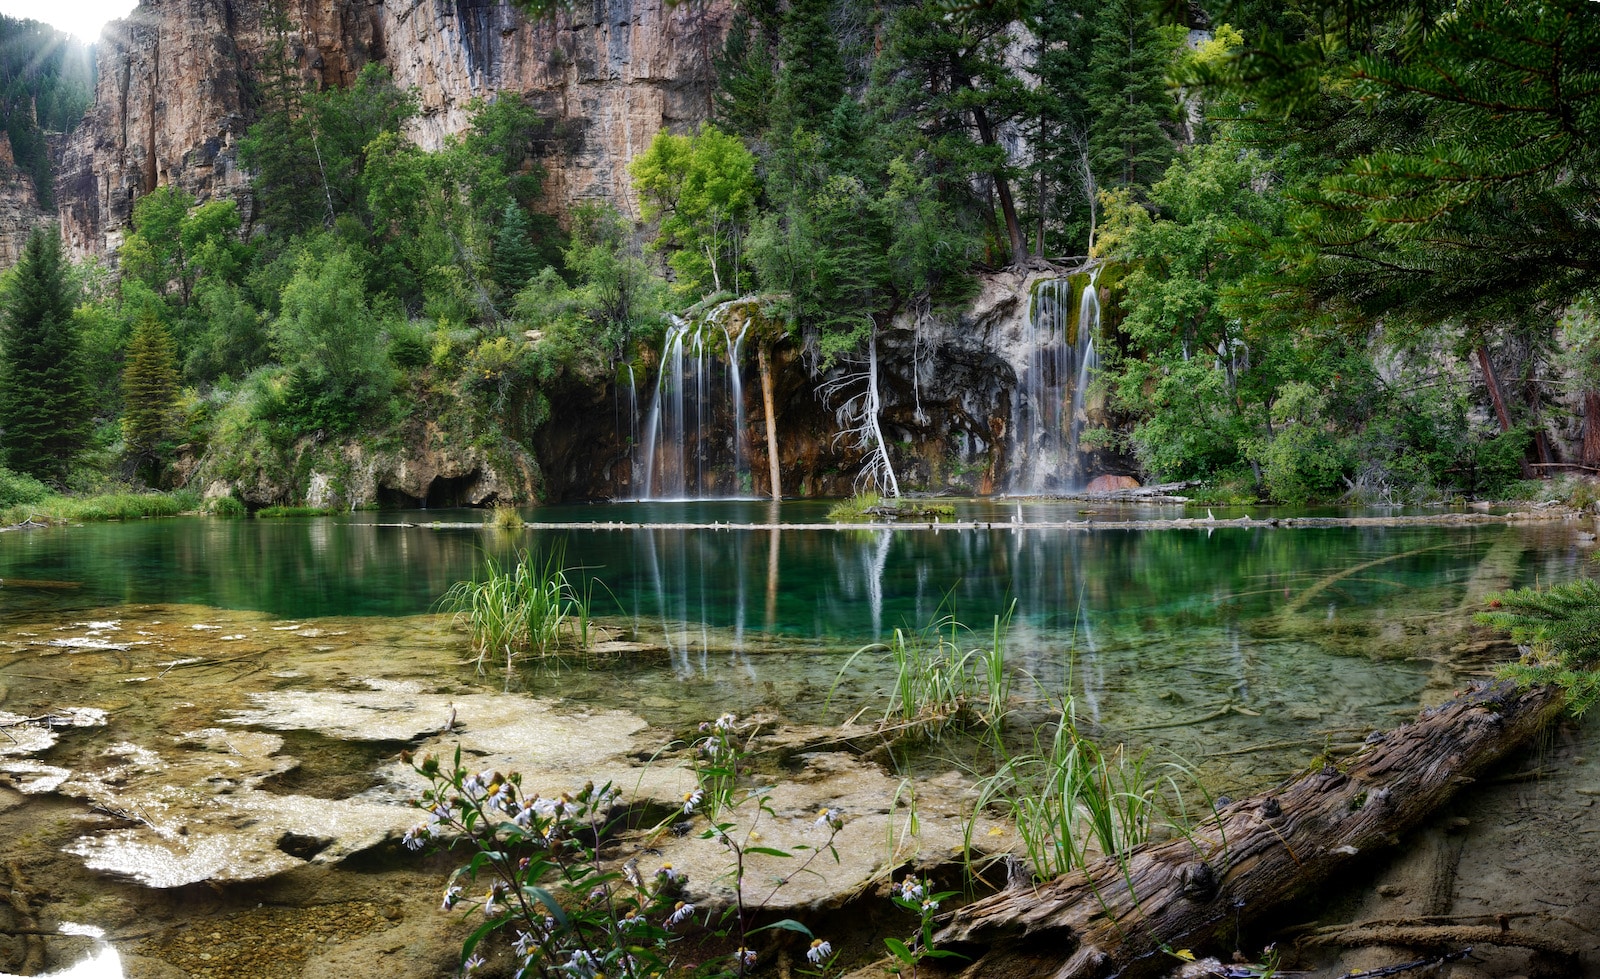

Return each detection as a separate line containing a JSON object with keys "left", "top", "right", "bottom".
{"left": 635, "top": 308, "right": 753, "bottom": 500}
{"left": 1009, "top": 268, "right": 1101, "bottom": 493}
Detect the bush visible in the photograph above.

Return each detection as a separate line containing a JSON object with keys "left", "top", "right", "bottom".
{"left": 208, "top": 495, "right": 247, "bottom": 517}
{"left": 388, "top": 322, "right": 431, "bottom": 370}
{"left": 0, "top": 467, "right": 48, "bottom": 507}
{"left": 1258, "top": 423, "right": 1348, "bottom": 505}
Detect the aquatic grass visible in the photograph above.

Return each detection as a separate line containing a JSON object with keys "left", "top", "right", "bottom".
{"left": 441, "top": 546, "right": 595, "bottom": 673}
{"left": 972, "top": 697, "right": 1202, "bottom": 883}
{"left": 489, "top": 504, "right": 525, "bottom": 531}
{"left": 1, "top": 489, "right": 199, "bottom": 525}
{"left": 255, "top": 505, "right": 335, "bottom": 519}
{"left": 831, "top": 599, "right": 1016, "bottom": 741}
{"left": 827, "top": 492, "right": 881, "bottom": 522}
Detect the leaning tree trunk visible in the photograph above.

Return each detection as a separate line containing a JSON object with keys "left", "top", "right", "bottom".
{"left": 934, "top": 681, "right": 1565, "bottom": 979}
{"left": 1475, "top": 345, "right": 1532, "bottom": 478}
{"left": 758, "top": 343, "right": 781, "bottom": 501}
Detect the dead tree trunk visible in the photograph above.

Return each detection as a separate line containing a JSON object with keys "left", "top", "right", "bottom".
{"left": 934, "top": 681, "right": 1564, "bottom": 979}
{"left": 1584, "top": 390, "right": 1600, "bottom": 468}
{"left": 758, "top": 343, "right": 781, "bottom": 501}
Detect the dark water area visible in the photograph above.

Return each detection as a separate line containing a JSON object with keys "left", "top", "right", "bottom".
{"left": 0, "top": 503, "right": 1580, "bottom": 638}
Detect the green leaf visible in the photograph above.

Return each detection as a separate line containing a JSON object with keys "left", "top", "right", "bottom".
{"left": 749, "top": 918, "right": 813, "bottom": 938}
{"left": 883, "top": 938, "right": 916, "bottom": 964}
{"left": 744, "top": 846, "right": 793, "bottom": 858}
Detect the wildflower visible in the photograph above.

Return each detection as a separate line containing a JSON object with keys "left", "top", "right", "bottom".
{"left": 666, "top": 901, "right": 695, "bottom": 928}
{"left": 682, "top": 788, "right": 703, "bottom": 814}
{"left": 714, "top": 713, "right": 738, "bottom": 732}
{"left": 921, "top": 897, "right": 940, "bottom": 912}
{"left": 806, "top": 939, "right": 833, "bottom": 965}
{"left": 565, "top": 949, "right": 599, "bottom": 979}
{"left": 735, "top": 947, "right": 757, "bottom": 969}
{"left": 402, "top": 825, "right": 428, "bottom": 850}
{"left": 514, "top": 930, "right": 537, "bottom": 957}
{"left": 814, "top": 808, "right": 842, "bottom": 830}
{"left": 898, "top": 877, "right": 925, "bottom": 902}
{"left": 657, "top": 863, "right": 681, "bottom": 883}
{"left": 485, "top": 884, "right": 504, "bottom": 917}
{"left": 463, "top": 953, "right": 486, "bottom": 974}
{"left": 441, "top": 885, "right": 463, "bottom": 911}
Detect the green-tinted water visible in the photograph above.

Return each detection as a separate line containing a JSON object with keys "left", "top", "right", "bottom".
{"left": 1, "top": 504, "right": 1594, "bottom": 978}
{"left": 3, "top": 504, "right": 1590, "bottom": 764}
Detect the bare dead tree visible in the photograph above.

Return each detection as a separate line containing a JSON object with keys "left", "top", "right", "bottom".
{"left": 817, "top": 324, "right": 901, "bottom": 497}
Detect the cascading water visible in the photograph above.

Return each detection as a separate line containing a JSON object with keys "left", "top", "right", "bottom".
{"left": 1009, "top": 268, "right": 1101, "bottom": 493}
{"left": 635, "top": 310, "right": 753, "bottom": 500}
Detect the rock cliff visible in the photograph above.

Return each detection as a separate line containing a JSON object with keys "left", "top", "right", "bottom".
{"left": 55, "top": 0, "right": 729, "bottom": 255}
{"left": 0, "top": 132, "right": 49, "bottom": 265}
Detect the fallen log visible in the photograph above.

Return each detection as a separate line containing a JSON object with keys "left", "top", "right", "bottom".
{"left": 933, "top": 680, "right": 1566, "bottom": 979}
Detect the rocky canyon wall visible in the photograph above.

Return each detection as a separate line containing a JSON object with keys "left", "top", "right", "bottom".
{"left": 0, "top": 133, "right": 49, "bottom": 266}
{"left": 54, "top": 0, "right": 729, "bottom": 256}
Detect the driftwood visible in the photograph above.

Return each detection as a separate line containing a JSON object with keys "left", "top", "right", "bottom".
{"left": 933, "top": 681, "right": 1566, "bottom": 979}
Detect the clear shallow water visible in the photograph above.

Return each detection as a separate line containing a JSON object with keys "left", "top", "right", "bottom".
{"left": 3, "top": 504, "right": 1592, "bottom": 759}
{"left": 1, "top": 504, "right": 1595, "bottom": 979}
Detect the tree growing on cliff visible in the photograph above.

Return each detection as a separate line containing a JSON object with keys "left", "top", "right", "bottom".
{"left": 630, "top": 124, "right": 760, "bottom": 298}
{"left": 0, "top": 227, "right": 90, "bottom": 485}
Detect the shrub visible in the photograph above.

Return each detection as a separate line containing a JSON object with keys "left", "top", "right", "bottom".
{"left": 0, "top": 467, "right": 48, "bottom": 507}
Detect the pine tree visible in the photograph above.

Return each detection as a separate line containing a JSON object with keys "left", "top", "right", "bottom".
{"left": 712, "top": 11, "right": 777, "bottom": 138}
{"left": 1085, "top": 0, "right": 1183, "bottom": 194}
{"left": 772, "top": 0, "right": 846, "bottom": 135}
{"left": 121, "top": 314, "right": 179, "bottom": 472}
{"left": 0, "top": 227, "right": 89, "bottom": 485}
{"left": 491, "top": 204, "right": 541, "bottom": 302}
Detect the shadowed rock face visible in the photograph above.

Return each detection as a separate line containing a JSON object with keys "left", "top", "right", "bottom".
{"left": 52, "top": 0, "right": 730, "bottom": 256}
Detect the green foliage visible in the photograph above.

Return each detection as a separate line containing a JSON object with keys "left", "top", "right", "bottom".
{"left": 0, "top": 465, "right": 46, "bottom": 507}
{"left": 207, "top": 495, "right": 247, "bottom": 518}
{"left": 1479, "top": 580, "right": 1600, "bottom": 716}
{"left": 121, "top": 315, "right": 180, "bottom": 477}
{"left": 516, "top": 203, "right": 665, "bottom": 365}
{"left": 239, "top": 63, "right": 419, "bottom": 240}
{"left": 266, "top": 244, "right": 394, "bottom": 435}
{"left": 630, "top": 124, "right": 759, "bottom": 299}
{"left": 0, "top": 228, "right": 90, "bottom": 485}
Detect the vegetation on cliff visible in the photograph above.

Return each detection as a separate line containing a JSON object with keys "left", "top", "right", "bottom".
{"left": 0, "top": 0, "right": 1596, "bottom": 506}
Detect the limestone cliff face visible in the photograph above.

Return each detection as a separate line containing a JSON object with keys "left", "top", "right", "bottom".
{"left": 56, "top": 0, "right": 728, "bottom": 254}
{"left": 0, "top": 133, "right": 49, "bottom": 265}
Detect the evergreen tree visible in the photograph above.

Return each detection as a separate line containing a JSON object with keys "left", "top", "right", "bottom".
{"left": 772, "top": 0, "right": 846, "bottom": 135}
{"left": 869, "top": 0, "right": 1032, "bottom": 264}
{"left": 712, "top": 11, "right": 777, "bottom": 138}
{"left": 121, "top": 314, "right": 179, "bottom": 478}
{"left": 0, "top": 227, "right": 89, "bottom": 485}
{"left": 492, "top": 203, "right": 541, "bottom": 301}
{"left": 1085, "top": 0, "right": 1184, "bottom": 193}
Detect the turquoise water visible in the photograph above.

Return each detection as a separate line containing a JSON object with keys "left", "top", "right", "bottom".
{"left": 0, "top": 505, "right": 1581, "bottom": 636}
{"left": 1, "top": 503, "right": 1591, "bottom": 786}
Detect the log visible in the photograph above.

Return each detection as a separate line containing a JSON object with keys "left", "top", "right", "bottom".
{"left": 933, "top": 681, "right": 1566, "bottom": 979}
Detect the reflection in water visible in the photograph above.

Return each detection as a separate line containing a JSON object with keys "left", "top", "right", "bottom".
{"left": 2, "top": 509, "right": 1591, "bottom": 752}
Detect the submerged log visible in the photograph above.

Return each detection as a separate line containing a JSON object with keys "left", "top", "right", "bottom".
{"left": 934, "top": 681, "right": 1565, "bottom": 979}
